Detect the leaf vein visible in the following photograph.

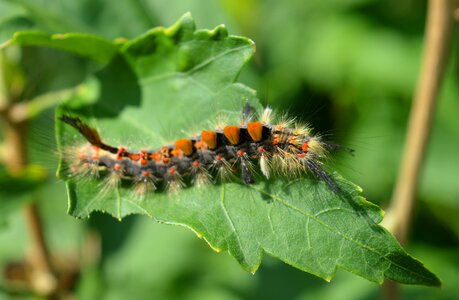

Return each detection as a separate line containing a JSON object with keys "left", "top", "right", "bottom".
{"left": 185, "top": 45, "right": 251, "bottom": 75}
{"left": 220, "top": 185, "right": 245, "bottom": 261}
{"left": 249, "top": 186, "right": 431, "bottom": 280}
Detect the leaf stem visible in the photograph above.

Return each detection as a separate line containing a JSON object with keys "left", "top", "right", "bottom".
{"left": 383, "top": 0, "right": 455, "bottom": 297}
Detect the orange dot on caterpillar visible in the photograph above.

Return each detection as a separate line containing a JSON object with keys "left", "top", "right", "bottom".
{"left": 201, "top": 130, "right": 217, "bottom": 149}
{"left": 223, "top": 125, "right": 240, "bottom": 145}
{"left": 247, "top": 121, "right": 263, "bottom": 142}
{"left": 174, "top": 138, "right": 193, "bottom": 156}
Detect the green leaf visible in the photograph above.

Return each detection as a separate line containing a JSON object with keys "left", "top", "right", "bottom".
{"left": 53, "top": 14, "right": 439, "bottom": 286}
{"left": 1, "top": 31, "right": 118, "bottom": 64}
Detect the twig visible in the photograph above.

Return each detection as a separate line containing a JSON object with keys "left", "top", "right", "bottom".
{"left": 384, "top": 0, "right": 455, "bottom": 245}
{"left": 4, "top": 107, "right": 57, "bottom": 296}
{"left": 382, "top": 0, "right": 455, "bottom": 298}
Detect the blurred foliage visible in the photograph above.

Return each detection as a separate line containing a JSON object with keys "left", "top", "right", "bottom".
{"left": 0, "top": 0, "right": 458, "bottom": 299}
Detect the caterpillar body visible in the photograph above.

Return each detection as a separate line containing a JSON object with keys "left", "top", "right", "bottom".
{"left": 59, "top": 105, "right": 346, "bottom": 197}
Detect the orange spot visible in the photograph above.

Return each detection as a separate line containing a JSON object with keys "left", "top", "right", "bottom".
{"left": 193, "top": 160, "right": 200, "bottom": 168}
{"left": 171, "top": 148, "right": 181, "bottom": 157}
{"left": 201, "top": 130, "right": 217, "bottom": 149}
{"left": 257, "top": 147, "right": 265, "bottom": 153}
{"left": 151, "top": 152, "right": 161, "bottom": 161}
{"left": 296, "top": 153, "right": 306, "bottom": 158}
{"left": 114, "top": 163, "right": 123, "bottom": 171}
{"left": 140, "top": 159, "right": 148, "bottom": 166}
{"left": 247, "top": 122, "right": 263, "bottom": 142}
{"left": 215, "top": 154, "right": 222, "bottom": 161}
{"left": 302, "top": 143, "right": 309, "bottom": 153}
{"left": 273, "top": 138, "right": 279, "bottom": 145}
{"left": 194, "top": 140, "right": 205, "bottom": 150}
{"left": 162, "top": 157, "right": 169, "bottom": 164}
{"left": 168, "top": 167, "right": 176, "bottom": 175}
{"left": 237, "top": 150, "right": 245, "bottom": 157}
{"left": 129, "top": 153, "right": 140, "bottom": 161}
{"left": 223, "top": 125, "right": 240, "bottom": 145}
{"left": 142, "top": 171, "right": 150, "bottom": 177}
{"left": 161, "top": 147, "right": 169, "bottom": 154}
{"left": 175, "top": 139, "right": 193, "bottom": 156}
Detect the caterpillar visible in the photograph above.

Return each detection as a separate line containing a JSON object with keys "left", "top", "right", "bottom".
{"left": 59, "top": 105, "right": 348, "bottom": 197}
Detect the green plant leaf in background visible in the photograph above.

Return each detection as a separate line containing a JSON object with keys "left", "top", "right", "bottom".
{"left": 2, "top": 13, "right": 440, "bottom": 287}
{"left": 1, "top": 31, "right": 118, "bottom": 64}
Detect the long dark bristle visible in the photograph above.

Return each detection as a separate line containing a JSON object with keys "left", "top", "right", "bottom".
{"left": 305, "top": 160, "right": 340, "bottom": 194}
{"left": 322, "top": 140, "right": 355, "bottom": 156}
{"left": 241, "top": 161, "right": 255, "bottom": 184}
{"left": 242, "top": 103, "right": 255, "bottom": 124}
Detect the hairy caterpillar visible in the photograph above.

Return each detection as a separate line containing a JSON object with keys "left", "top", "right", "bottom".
{"left": 59, "top": 105, "right": 348, "bottom": 197}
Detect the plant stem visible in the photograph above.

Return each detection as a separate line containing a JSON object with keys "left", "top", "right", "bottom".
{"left": 383, "top": 0, "right": 455, "bottom": 298}
{"left": 4, "top": 108, "right": 57, "bottom": 295}
{"left": 385, "top": 0, "right": 455, "bottom": 246}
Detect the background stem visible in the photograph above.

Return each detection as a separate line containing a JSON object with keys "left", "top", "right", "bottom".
{"left": 4, "top": 109, "right": 57, "bottom": 295}
{"left": 386, "top": 0, "right": 455, "bottom": 246}
{"left": 383, "top": 0, "right": 455, "bottom": 298}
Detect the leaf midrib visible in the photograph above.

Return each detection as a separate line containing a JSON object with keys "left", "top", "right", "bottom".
{"left": 220, "top": 185, "right": 246, "bottom": 263}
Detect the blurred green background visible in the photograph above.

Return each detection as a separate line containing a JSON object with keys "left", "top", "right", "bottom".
{"left": 0, "top": 0, "right": 458, "bottom": 299}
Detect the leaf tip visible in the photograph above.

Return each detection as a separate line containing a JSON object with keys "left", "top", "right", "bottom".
{"left": 181, "top": 11, "right": 193, "bottom": 21}
{"left": 380, "top": 208, "right": 386, "bottom": 220}
{"left": 209, "top": 24, "right": 229, "bottom": 39}
{"left": 384, "top": 251, "right": 442, "bottom": 287}
{"left": 251, "top": 39, "right": 256, "bottom": 54}
{"left": 249, "top": 265, "right": 260, "bottom": 275}
{"left": 172, "top": 12, "right": 196, "bottom": 34}
{"left": 422, "top": 271, "right": 442, "bottom": 287}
